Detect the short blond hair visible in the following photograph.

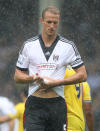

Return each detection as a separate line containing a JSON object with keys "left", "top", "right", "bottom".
{"left": 42, "top": 6, "right": 60, "bottom": 19}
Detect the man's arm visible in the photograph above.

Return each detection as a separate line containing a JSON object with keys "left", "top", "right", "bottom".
{"left": 0, "top": 116, "right": 15, "bottom": 131}
{"left": 63, "top": 65, "right": 87, "bottom": 85}
{"left": 14, "top": 68, "right": 38, "bottom": 83}
{"left": 37, "top": 65, "right": 87, "bottom": 88}
{"left": 9, "top": 120, "right": 15, "bottom": 131}
{"left": 83, "top": 102, "right": 94, "bottom": 131}
{"left": 0, "top": 115, "right": 11, "bottom": 123}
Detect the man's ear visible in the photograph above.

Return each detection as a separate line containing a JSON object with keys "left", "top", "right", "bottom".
{"left": 40, "top": 18, "right": 43, "bottom": 23}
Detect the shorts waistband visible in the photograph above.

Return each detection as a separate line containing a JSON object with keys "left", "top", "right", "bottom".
{"left": 28, "top": 95, "right": 64, "bottom": 103}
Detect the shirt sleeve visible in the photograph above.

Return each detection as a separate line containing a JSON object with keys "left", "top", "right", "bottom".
{"left": 16, "top": 43, "right": 29, "bottom": 70}
{"left": 83, "top": 82, "right": 92, "bottom": 103}
{"left": 66, "top": 41, "right": 84, "bottom": 68}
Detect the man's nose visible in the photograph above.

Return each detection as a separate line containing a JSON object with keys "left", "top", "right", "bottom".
{"left": 50, "top": 23, "right": 54, "bottom": 28}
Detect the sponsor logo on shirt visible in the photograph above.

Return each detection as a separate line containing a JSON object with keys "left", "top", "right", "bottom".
{"left": 37, "top": 63, "right": 56, "bottom": 70}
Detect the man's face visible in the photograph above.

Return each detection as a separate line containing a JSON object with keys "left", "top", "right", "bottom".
{"left": 40, "top": 11, "right": 60, "bottom": 36}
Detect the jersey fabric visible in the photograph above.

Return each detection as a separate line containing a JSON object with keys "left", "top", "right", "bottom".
{"left": 0, "top": 97, "right": 15, "bottom": 131}
{"left": 64, "top": 67, "right": 92, "bottom": 131}
{"left": 8, "top": 102, "right": 25, "bottom": 131}
{"left": 83, "top": 82, "right": 91, "bottom": 102}
{"left": 16, "top": 35, "right": 83, "bottom": 97}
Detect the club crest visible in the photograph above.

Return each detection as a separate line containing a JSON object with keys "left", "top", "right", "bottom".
{"left": 53, "top": 55, "right": 59, "bottom": 62}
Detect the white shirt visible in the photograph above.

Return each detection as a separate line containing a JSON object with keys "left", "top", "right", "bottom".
{"left": 16, "top": 35, "right": 83, "bottom": 97}
{"left": 0, "top": 97, "right": 16, "bottom": 131}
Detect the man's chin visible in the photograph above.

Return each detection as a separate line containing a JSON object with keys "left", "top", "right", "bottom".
{"left": 47, "top": 32, "right": 55, "bottom": 37}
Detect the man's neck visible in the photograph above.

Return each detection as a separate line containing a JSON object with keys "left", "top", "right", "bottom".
{"left": 41, "top": 33, "right": 57, "bottom": 47}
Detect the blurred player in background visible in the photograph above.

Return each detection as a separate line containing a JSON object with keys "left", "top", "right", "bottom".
{"left": 64, "top": 66, "right": 94, "bottom": 131}
{"left": 0, "top": 96, "right": 15, "bottom": 131}
{"left": 0, "top": 87, "right": 28, "bottom": 131}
